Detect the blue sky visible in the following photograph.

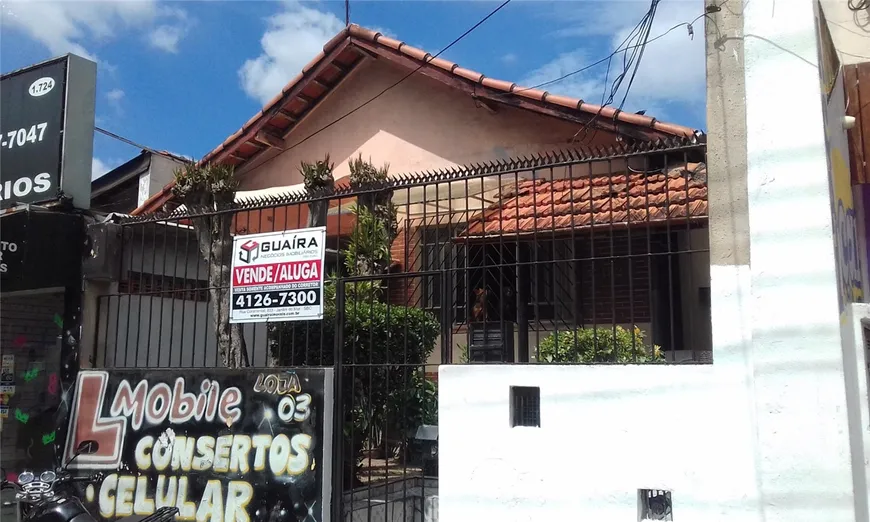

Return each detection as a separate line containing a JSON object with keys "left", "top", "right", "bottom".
{"left": 0, "top": 0, "right": 706, "bottom": 180}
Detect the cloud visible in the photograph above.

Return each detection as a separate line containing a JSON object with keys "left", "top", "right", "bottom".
{"left": 519, "top": 49, "right": 608, "bottom": 106}
{"left": 1, "top": 1, "right": 191, "bottom": 61}
{"left": 501, "top": 53, "right": 518, "bottom": 65}
{"left": 92, "top": 157, "right": 111, "bottom": 180}
{"left": 524, "top": 0, "right": 705, "bottom": 123}
{"left": 147, "top": 7, "right": 190, "bottom": 53}
{"left": 148, "top": 24, "right": 185, "bottom": 53}
{"left": 107, "top": 89, "right": 125, "bottom": 113}
{"left": 239, "top": 1, "right": 346, "bottom": 105}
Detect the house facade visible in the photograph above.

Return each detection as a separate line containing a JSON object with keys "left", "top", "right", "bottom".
{"left": 130, "top": 24, "right": 710, "bottom": 368}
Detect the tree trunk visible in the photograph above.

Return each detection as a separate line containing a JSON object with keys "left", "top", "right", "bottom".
{"left": 307, "top": 199, "right": 329, "bottom": 228}
{"left": 191, "top": 213, "right": 248, "bottom": 368}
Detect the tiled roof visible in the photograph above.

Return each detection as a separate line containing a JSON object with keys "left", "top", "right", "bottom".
{"left": 133, "top": 24, "right": 701, "bottom": 216}
{"left": 463, "top": 163, "right": 708, "bottom": 236}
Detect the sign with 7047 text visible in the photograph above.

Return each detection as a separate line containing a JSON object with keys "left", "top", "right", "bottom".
{"left": 229, "top": 227, "right": 326, "bottom": 324}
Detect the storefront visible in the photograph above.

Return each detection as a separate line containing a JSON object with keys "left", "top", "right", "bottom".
{"left": 0, "top": 53, "right": 95, "bottom": 479}
{"left": 0, "top": 208, "right": 85, "bottom": 473}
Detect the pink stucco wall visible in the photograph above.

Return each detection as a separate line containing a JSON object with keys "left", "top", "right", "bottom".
{"left": 237, "top": 57, "right": 614, "bottom": 189}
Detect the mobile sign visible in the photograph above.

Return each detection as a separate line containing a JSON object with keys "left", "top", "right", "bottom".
{"left": 230, "top": 227, "right": 326, "bottom": 323}
{"left": 63, "top": 368, "right": 334, "bottom": 522}
{"left": 0, "top": 54, "right": 96, "bottom": 210}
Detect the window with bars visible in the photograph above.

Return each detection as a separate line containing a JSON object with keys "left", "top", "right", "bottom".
{"left": 419, "top": 227, "right": 685, "bottom": 347}
{"left": 421, "top": 227, "right": 467, "bottom": 320}
{"left": 510, "top": 386, "right": 541, "bottom": 427}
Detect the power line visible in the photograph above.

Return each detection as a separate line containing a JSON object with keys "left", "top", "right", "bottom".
{"left": 232, "top": 0, "right": 512, "bottom": 169}
{"left": 572, "top": 0, "right": 661, "bottom": 143}
{"left": 521, "top": 12, "right": 707, "bottom": 95}
{"left": 95, "top": 126, "right": 192, "bottom": 163}
{"left": 617, "top": 0, "right": 659, "bottom": 110}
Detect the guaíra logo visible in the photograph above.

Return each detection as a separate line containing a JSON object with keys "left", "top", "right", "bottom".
{"left": 238, "top": 240, "right": 260, "bottom": 264}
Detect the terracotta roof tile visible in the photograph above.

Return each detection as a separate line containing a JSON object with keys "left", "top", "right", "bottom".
{"left": 349, "top": 25, "right": 380, "bottom": 41}
{"left": 374, "top": 35, "right": 403, "bottom": 51}
{"left": 302, "top": 52, "right": 326, "bottom": 74}
{"left": 323, "top": 27, "right": 350, "bottom": 53}
{"left": 401, "top": 45, "right": 431, "bottom": 62}
{"left": 426, "top": 56, "right": 458, "bottom": 72}
{"left": 464, "top": 163, "right": 708, "bottom": 236}
{"left": 481, "top": 78, "right": 515, "bottom": 91}
{"left": 282, "top": 73, "right": 305, "bottom": 94}
{"left": 452, "top": 66, "right": 484, "bottom": 83}
{"left": 546, "top": 93, "right": 581, "bottom": 110}
{"left": 615, "top": 110, "right": 655, "bottom": 127}
{"left": 514, "top": 87, "right": 548, "bottom": 102}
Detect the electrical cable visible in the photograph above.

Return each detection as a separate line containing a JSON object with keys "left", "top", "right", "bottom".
{"left": 617, "top": 0, "right": 659, "bottom": 110}
{"left": 228, "top": 0, "right": 512, "bottom": 169}
{"left": 519, "top": 11, "right": 713, "bottom": 94}
{"left": 572, "top": 0, "right": 660, "bottom": 143}
{"left": 849, "top": 0, "right": 870, "bottom": 12}
{"left": 95, "top": 126, "right": 192, "bottom": 163}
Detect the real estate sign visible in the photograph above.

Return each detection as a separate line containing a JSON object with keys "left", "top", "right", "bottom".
{"left": 229, "top": 227, "right": 326, "bottom": 323}
{"left": 63, "top": 368, "right": 334, "bottom": 522}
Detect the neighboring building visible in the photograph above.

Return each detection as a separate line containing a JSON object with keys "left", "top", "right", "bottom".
{"left": 90, "top": 149, "right": 189, "bottom": 213}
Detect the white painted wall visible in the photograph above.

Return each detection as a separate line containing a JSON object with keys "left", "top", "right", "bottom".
{"left": 438, "top": 2, "right": 864, "bottom": 522}
{"left": 438, "top": 364, "right": 760, "bottom": 522}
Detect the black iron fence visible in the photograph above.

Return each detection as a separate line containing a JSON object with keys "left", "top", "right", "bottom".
{"left": 94, "top": 139, "right": 709, "bottom": 520}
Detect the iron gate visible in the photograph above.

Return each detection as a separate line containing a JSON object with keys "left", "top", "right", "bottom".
{"left": 94, "top": 139, "right": 710, "bottom": 521}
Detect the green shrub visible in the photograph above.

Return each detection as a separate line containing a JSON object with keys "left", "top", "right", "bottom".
{"left": 386, "top": 370, "right": 437, "bottom": 429}
{"left": 537, "top": 325, "right": 664, "bottom": 363}
{"left": 268, "top": 292, "right": 438, "bottom": 487}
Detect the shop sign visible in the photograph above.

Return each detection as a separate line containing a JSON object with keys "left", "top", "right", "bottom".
{"left": 819, "top": 64, "right": 865, "bottom": 316}
{"left": 0, "top": 54, "right": 96, "bottom": 210}
{"left": 64, "top": 368, "right": 334, "bottom": 522}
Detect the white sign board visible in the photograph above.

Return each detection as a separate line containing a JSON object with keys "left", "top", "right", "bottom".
{"left": 229, "top": 227, "right": 326, "bottom": 323}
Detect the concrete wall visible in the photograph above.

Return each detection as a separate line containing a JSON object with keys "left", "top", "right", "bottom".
{"left": 439, "top": 364, "right": 758, "bottom": 522}
{"left": 137, "top": 154, "right": 185, "bottom": 208}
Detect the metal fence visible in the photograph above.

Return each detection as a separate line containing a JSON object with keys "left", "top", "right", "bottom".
{"left": 95, "top": 138, "right": 709, "bottom": 520}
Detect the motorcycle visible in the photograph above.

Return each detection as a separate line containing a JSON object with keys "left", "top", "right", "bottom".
{"left": 1, "top": 440, "right": 178, "bottom": 522}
